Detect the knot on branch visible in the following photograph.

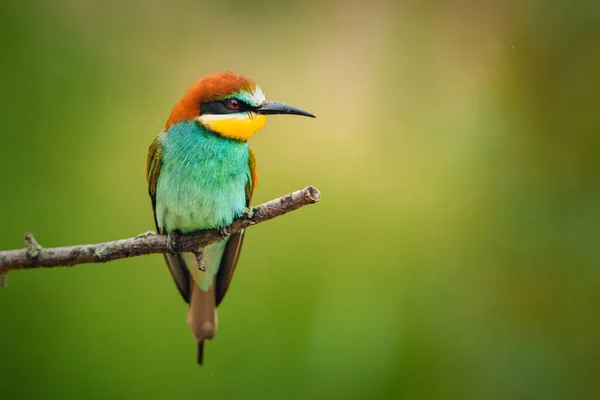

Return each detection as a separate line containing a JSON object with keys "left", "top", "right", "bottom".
{"left": 93, "top": 246, "right": 109, "bottom": 263}
{"left": 25, "top": 233, "right": 42, "bottom": 259}
{"left": 194, "top": 250, "right": 206, "bottom": 272}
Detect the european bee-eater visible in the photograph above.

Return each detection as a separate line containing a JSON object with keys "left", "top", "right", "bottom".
{"left": 146, "top": 72, "right": 315, "bottom": 364}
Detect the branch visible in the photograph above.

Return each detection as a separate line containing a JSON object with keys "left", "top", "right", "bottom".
{"left": 0, "top": 186, "right": 321, "bottom": 285}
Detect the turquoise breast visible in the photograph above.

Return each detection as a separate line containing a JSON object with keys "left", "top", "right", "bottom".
{"left": 155, "top": 120, "right": 250, "bottom": 234}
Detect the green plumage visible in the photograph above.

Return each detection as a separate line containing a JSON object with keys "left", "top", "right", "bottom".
{"left": 155, "top": 120, "right": 251, "bottom": 234}
{"left": 149, "top": 119, "right": 254, "bottom": 289}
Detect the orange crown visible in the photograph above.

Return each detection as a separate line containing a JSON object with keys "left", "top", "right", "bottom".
{"left": 165, "top": 72, "right": 257, "bottom": 130}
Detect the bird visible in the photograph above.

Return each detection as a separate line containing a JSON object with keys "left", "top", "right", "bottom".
{"left": 146, "top": 71, "right": 315, "bottom": 364}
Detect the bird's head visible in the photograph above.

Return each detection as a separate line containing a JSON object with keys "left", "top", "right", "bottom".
{"left": 165, "top": 71, "right": 315, "bottom": 141}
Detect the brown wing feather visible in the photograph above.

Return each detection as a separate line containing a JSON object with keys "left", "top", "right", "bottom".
{"left": 147, "top": 134, "right": 191, "bottom": 302}
{"left": 215, "top": 147, "right": 257, "bottom": 306}
{"left": 147, "top": 136, "right": 162, "bottom": 229}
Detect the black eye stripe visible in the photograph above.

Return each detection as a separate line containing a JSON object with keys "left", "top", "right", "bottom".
{"left": 200, "top": 99, "right": 253, "bottom": 115}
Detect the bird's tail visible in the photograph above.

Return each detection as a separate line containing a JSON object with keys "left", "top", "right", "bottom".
{"left": 187, "top": 279, "right": 217, "bottom": 365}
{"left": 197, "top": 342, "right": 205, "bottom": 365}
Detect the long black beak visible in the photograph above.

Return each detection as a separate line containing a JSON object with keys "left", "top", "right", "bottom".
{"left": 255, "top": 101, "right": 316, "bottom": 118}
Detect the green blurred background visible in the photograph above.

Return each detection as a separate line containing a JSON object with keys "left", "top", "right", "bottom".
{"left": 1, "top": 0, "right": 599, "bottom": 398}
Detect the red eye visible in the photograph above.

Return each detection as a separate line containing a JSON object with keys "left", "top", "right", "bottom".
{"left": 229, "top": 99, "right": 239, "bottom": 109}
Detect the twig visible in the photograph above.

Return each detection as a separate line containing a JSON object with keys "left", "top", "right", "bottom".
{"left": 0, "top": 186, "right": 320, "bottom": 276}
{"left": 195, "top": 250, "right": 206, "bottom": 272}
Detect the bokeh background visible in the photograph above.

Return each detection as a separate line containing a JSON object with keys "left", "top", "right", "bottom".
{"left": 1, "top": 0, "right": 599, "bottom": 398}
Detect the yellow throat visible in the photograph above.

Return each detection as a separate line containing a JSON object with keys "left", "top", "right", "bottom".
{"left": 197, "top": 112, "right": 267, "bottom": 142}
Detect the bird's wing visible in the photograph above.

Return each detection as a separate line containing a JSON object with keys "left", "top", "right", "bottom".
{"left": 147, "top": 134, "right": 191, "bottom": 302}
{"left": 146, "top": 135, "right": 163, "bottom": 228}
{"left": 215, "top": 146, "right": 258, "bottom": 306}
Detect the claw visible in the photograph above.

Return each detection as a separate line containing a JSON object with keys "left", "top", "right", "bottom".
{"left": 218, "top": 226, "right": 230, "bottom": 239}
{"left": 242, "top": 207, "right": 256, "bottom": 219}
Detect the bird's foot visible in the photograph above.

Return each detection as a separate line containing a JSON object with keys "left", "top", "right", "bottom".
{"left": 167, "top": 230, "right": 182, "bottom": 254}
{"left": 218, "top": 226, "right": 230, "bottom": 239}
{"left": 136, "top": 230, "right": 157, "bottom": 238}
{"left": 242, "top": 206, "right": 256, "bottom": 219}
